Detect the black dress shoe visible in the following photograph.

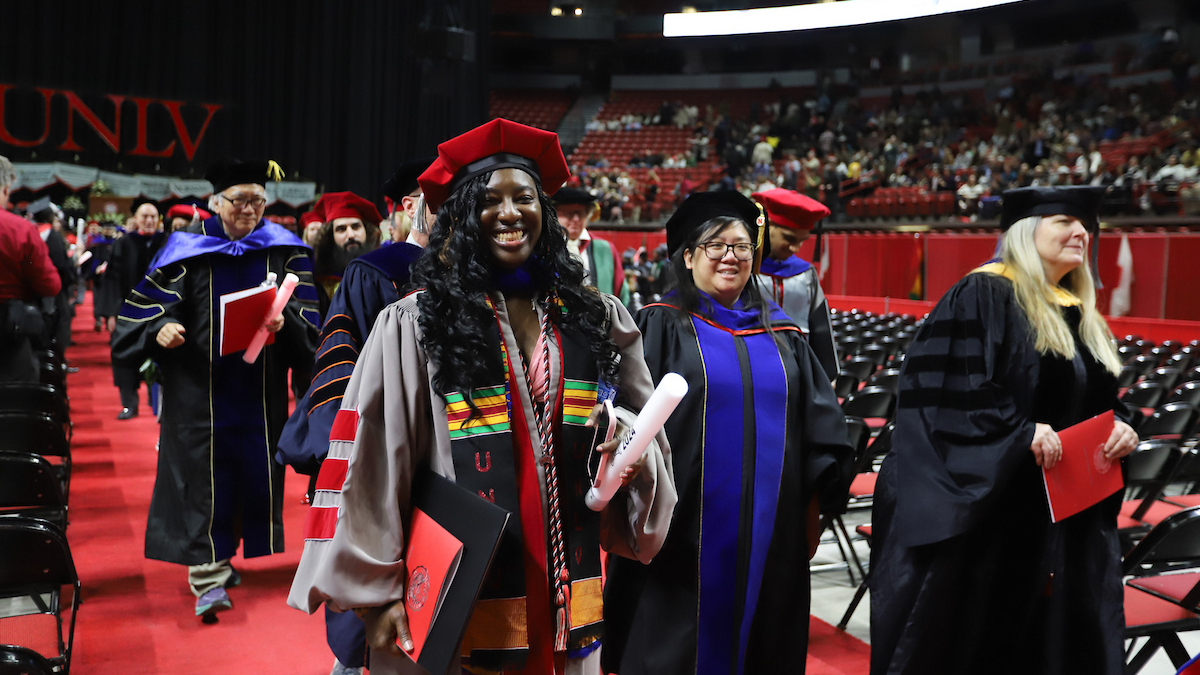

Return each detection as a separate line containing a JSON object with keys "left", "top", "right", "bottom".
{"left": 117, "top": 408, "right": 138, "bottom": 420}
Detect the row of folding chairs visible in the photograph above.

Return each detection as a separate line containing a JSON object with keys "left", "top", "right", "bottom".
{"left": 0, "top": 349, "right": 78, "bottom": 674}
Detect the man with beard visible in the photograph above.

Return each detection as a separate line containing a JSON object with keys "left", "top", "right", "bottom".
{"left": 278, "top": 160, "right": 431, "bottom": 675}
{"left": 554, "top": 186, "right": 629, "bottom": 304}
{"left": 311, "top": 192, "right": 382, "bottom": 319}
{"left": 102, "top": 199, "right": 167, "bottom": 419}
{"left": 112, "top": 158, "right": 319, "bottom": 620}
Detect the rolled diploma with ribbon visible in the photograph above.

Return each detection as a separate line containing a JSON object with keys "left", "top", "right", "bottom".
{"left": 585, "top": 372, "right": 689, "bottom": 511}
{"left": 242, "top": 272, "right": 299, "bottom": 364}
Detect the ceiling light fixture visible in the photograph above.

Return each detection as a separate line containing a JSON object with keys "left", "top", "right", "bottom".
{"left": 663, "top": 0, "right": 1030, "bottom": 37}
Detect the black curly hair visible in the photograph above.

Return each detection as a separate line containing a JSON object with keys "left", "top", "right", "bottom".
{"left": 666, "top": 216, "right": 787, "bottom": 349}
{"left": 411, "top": 170, "right": 621, "bottom": 415}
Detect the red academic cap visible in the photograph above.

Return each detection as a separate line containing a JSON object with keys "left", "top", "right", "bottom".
{"left": 751, "top": 188, "right": 829, "bottom": 230}
{"left": 300, "top": 210, "right": 323, "bottom": 227}
{"left": 313, "top": 191, "right": 382, "bottom": 225}
{"left": 418, "top": 118, "right": 570, "bottom": 210}
{"left": 166, "top": 204, "right": 212, "bottom": 221}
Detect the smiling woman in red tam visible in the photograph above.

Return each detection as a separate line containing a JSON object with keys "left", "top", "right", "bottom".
{"left": 289, "top": 118, "right": 677, "bottom": 675}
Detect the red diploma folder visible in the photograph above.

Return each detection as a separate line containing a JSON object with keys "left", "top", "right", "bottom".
{"left": 399, "top": 470, "right": 510, "bottom": 675}
{"left": 1041, "top": 410, "right": 1123, "bottom": 523}
{"left": 403, "top": 507, "right": 464, "bottom": 661}
{"left": 218, "top": 284, "right": 277, "bottom": 356}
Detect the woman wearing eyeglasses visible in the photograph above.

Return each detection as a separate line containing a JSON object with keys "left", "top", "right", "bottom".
{"left": 602, "top": 191, "right": 854, "bottom": 675}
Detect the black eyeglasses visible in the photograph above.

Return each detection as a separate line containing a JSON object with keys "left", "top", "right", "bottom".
{"left": 699, "top": 241, "right": 755, "bottom": 261}
{"left": 220, "top": 194, "right": 268, "bottom": 209}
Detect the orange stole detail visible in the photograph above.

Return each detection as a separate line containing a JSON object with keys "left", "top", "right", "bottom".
{"left": 568, "top": 576, "right": 603, "bottom": 629}
{"left": 460, "top": 597, "right": 530, "bottom": 656}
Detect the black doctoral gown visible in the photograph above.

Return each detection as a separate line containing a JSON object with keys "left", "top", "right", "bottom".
{"left": 112, "top": 218, "right": 320, "bottom": 565}
{"left": 869, "top": 269, "right": 1129, "bottom": 675}
{"left": 603, "top": 294, "right": 854, "bottom": 675}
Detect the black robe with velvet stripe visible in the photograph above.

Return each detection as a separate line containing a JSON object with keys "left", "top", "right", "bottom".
{"left": 112, "top": 218, "right": 320, "bottom": 565}
{"left": 603, "top": 295, "right": 853, "bottom": 675}
{"left": 869, "top": 271, "right": 1129, "bottom": 675}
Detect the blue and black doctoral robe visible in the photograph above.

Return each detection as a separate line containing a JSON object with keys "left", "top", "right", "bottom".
{"left": 603, "top": 292, "right": 854, "bottom": 675}
{"left": 277, "top": 241, "right": 423, "bottom": 474}
{"left": 112, "top": 217, "right": 320, "bottom": 566}
{"left": 869, "top": 266, "right": 1130, "bottom": 675}
{"left": 276, "top": 241, "right": 422, "bottom": 670}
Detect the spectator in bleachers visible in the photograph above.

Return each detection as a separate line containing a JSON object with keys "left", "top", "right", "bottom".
{"left": 956, "top": 173, "right": 988, "bottom": 219}
{"left": 870, "top": 185, "right": 1136, "bottom": 673}
{"left": 1153, "top": 153, "right": 1195, "bottom": 183}
{"left": 0, "top": 154, "right": 62, "bottom": 383}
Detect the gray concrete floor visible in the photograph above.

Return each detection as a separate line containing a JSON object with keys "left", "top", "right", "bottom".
{"left": 807, "top": 509, "right": 1200, "bottom": 674}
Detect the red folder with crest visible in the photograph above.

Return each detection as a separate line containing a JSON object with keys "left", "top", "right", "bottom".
{"left": 402, "top": 507, "right": 463, "bottom": 661}
{"left": 1041, "top": 410, "right": 1123, "bottom": 523}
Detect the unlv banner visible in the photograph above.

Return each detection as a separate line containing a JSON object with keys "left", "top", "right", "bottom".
{"left": 0, "top": 84, "right": 223, "bottom": 162}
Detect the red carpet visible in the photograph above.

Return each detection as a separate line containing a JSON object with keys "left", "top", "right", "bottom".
{"left": 56, "top": 293, "right": 870, "bottom": 674}
{"left": 61, "top": 296, "right": 329, "bottom": 674}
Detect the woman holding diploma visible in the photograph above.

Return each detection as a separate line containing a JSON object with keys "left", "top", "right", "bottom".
{"left": 288, "top": 119, "right": 676, "bottom": 675}
{"left": 602, "top": 191, "right": 854, "bottom": 675}
{"left": 870, "top": 186, "right": 1139, "bottom": 674}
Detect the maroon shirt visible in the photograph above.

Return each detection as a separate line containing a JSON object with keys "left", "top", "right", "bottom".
{"left": 0, "top": 208, "right": 62, "bottom": 301}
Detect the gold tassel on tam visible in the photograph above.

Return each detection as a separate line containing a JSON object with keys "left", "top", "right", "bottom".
{"left": 266, "top": 160, "right": 286, "bottom": 182}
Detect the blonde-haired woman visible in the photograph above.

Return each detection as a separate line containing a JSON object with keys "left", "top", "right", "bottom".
{"left": 870, "top": 186, "right": 1138, "bottom": 675}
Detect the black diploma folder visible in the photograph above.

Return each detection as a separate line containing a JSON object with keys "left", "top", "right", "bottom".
{"left": 404, "top": 469, "right": 510, "bottom": 675}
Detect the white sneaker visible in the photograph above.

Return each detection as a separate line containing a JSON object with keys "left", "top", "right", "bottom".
{"left": 330, "top": 659, "right": 362, "bottom": 675}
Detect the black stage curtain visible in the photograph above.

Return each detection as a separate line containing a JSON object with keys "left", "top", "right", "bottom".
{"left": 0, "top": 0, "right": 491, "bottom": 203}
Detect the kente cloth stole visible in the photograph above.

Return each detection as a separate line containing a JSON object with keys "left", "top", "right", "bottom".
{"left": 447, "top": 301, "right": 605, "bottom": 672}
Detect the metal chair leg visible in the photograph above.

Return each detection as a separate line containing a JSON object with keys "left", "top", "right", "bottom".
{"left": 837, "top": 570, "right": 871, "bottom": 630}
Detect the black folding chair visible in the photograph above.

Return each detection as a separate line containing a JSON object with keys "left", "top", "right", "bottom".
{"left": 866, "top": 368, "right": 901, "bottom": 396}
{"left": 841, "top": 386, "right": 896, "bottom": 425}
{"left": 0, "top": 414, "right": 71, "bottom": 502}
{"left": 0, "top": 518, "right": 79, "bottom": 674}
{"left": 1167, "top": 381, "right": 1200, "bottom": 408}
{"left": 833, "top": 373, "right": 859, "bottom": 400}
{"left": 0, "top": 385, "right": 70, "bottom": 440}
{"left": 813, "top": 417, "right": 871, "bottom": 585}
{"left": 0, "top": 645, "right": 58, "bottom": 675}
{"left": 1117, "top": 365, "right": 1143, "bottom": 391}
{"left": 1123, "top": 381, "right": 1168, "bottom": 413}
{"left": 38, "top": 362, "right": 66, "bottom": 392}
{"left": 1139, "top": 403, "right": 1200, "bottom": 443}
{"left": 1122, "top": 506, "right": 1200, "bottom": 673}
{"left": 1147, "top": 367, "right": 1186, "bottom": 393}
{"left": 1119, "top": 440, "right": 1185, "bottom": 529}
{"left": 0, "top": 453, "right": 67, "bottom": 531}
{"left": 859, "top": 344, "right": 889, "bottom": 369}
{"left": 840, "top": 356, "right": 877, "bottom": 383}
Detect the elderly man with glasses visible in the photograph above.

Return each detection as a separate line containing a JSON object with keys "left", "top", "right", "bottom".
{"left": 112, "top": 159, "right": 320, "bottom": 621}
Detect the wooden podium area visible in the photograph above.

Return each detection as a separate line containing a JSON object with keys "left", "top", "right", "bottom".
{"left": 593, "top": 217, "right": 1200, "bottom": 323}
